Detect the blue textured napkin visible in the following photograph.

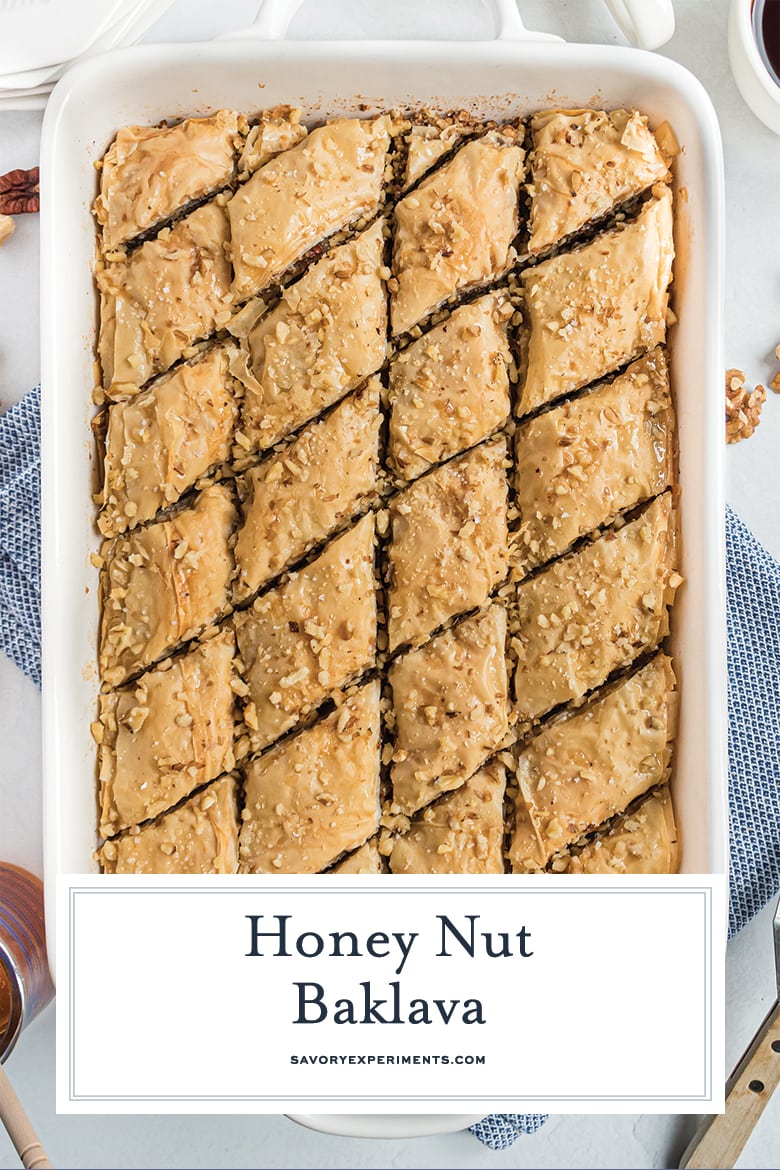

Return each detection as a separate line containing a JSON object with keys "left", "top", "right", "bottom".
{"left": 2, "top": 387, "right": 779, "bottom": 1150}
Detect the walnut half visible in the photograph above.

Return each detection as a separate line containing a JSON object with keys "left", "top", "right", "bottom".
{"left": 726, "top": 367, "right": 766, "bottom": 444}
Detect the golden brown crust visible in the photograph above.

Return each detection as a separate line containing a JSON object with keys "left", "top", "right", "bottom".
{"left": 229, "top": 116, "right": 391, "bottom": 300}
{"left": 97, "top": 200, "right": 233, "bottom": 397}
{"left": 390, "top": 761, "right": 506, "bottom": 873}
{"left": 99, "top": 344, "right": 239, "bottom": 536}
{"left": 238, "top": 681, "right": 381, "bottom": 873}
{"left": 98, "top": 630, "right": 236, "bottom": 836}
{"left": 513, "top": 348, "right": 674, "bottom": 575}
{"left": 519, "top": 187, "right": 674, "bottom": 415}
{"left": 388, "top": 292, "right": 513, "bottom": 481}
{"left": 512, "top": 492, "right": 680, "bottom": 723}
{"left": 233, "top": 380, "right": 380, "bottom": 601}
{"left": 237, "top": 107, "right": 307, "bottom": 178}
{"left": 234, "top": 514, "right": 377, "bottom": 753}
{"left": 329, "top": 837, "right": 385, "bottom": 874}
{"left": 510, "top": 655, "right": 676, "bottom": 871}
{"left": 99, "top": 776, "right": 239, "bottom": 874}
{"left": 391, "top": 135, "right": 525, "bottom": 335}
{"left": 95, "top": 110, "right": 241, "bottom": 251}
{"left": 99, "top": 484, "right": 236, "bottom": 687}
{"left": 527, "top": 108, "right": 669, "bottom": 254}
{"left": 552, "top": 786, "right": 679, "bottom": 874}
{"left": 389, "top": 605, "right": 509, "bottom": 815}
{"left": 387, "top": 439, "right": 509, "bottom": 652}
{"left": 233, "top": 221, "right": 388, "bottom": 454}
{"left": 403, "top": 121, "right": 471, "bottom": 190}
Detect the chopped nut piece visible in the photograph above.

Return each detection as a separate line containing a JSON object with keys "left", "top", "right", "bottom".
{"left": 725, "top": 367, "right": 766, "bottom": 443}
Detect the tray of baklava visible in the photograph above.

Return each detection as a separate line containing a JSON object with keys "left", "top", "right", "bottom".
{"left": 89, "top": 104, "right": 682, "bottom": 877}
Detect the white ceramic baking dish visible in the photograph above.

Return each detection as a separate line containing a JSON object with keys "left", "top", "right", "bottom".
{"left": 39, "top": 0, "right": 727, "bottom": 1137}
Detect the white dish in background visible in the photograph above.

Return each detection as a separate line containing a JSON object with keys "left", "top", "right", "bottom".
{"left": 729, "top": 0, "right": 780, "bottom": 134}
{"left": 39, "top": 0, "right": 726, "bottom": 1135}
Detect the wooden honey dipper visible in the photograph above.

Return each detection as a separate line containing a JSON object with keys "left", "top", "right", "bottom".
{"left": 0, "top": 1062, "right": 52, "bottom": 1168}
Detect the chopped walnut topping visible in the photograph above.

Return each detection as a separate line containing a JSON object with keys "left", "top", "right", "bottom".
{"left": 726, "top": 368, "right": 766, "bottom": 444}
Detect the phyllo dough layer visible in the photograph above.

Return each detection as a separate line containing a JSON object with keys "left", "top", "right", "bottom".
{"left": 234, "top": 220, "right": 388, "bottom": 454}
{"left": 527, "top": 108, "right": 669, "bottom": 254}
{"left": 100, "top": 776, "right": 239, "bottom": 874}
{"left": 99, "top": 484, "right": 236, "bottom": 686}
{"left": 390, "top": 762, "right": 506, "bottom": 874}
{"left": 388, "top": 292, "right": 513, "bottom": 481}
{"left": 233, "top": 380, "right": 380, "bottom": 601}
{"left": 389, "top": 604, "right": 509, "bottom": 815}
{"left": 98, "top": 629, "right": 236, "bottom": 837}
{"left": 238, "top": 681, "right": 381, "bottom": 873}
{"left": 95, "top": 110, "right": 241, "bottom": 251}
{"left": 553, "top": 786, "right": 679, "bottom": 874}
{"left": 329, "top": 837, "right": 384, "bottom": 874}
{"left": 99, "top": 344, "right": 239, "bottom": 536}
{"left": 512, "top": 492, "right": 680, "bottom": 723}
{"left": 510, "top": 655, "right": 676, "bottom": 870}
{"left": 518, "top": 186, "right": 674, "bottom": 415}
{"left": 386, "top": 439, "right": 509, "bottom": 652}
{"left": 229, "top": 115, "right": 391, "bottom": 300}
{"left": 513, "top": 348, "right": 674, "bottom": 574}
{"left": 390, "top": 134, "right": 525, "bottom": 335}
{"left": 97, "top": 200, "right": 233, "bottom": 397}
{"left": 234, "top": 513, "right": 377, "bottom": 753}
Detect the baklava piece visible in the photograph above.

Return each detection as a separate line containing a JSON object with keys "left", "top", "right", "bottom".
{"left": 509, "top": 655, "right": 676, "bottom": 871}
{"left": 95, "top": 110, "right": 241, "bottom": 251}
{"left": 518, "top": 186, "right": 674, "bottom": 415}
{"left": 238, "top": 681, "right": 381, "bottom": 873}
{"left": 512, "top": 492, "right": 680, "bottom": 723}
{"left": 100, "top": 776, "right": 239, "bottom": 874}
{"left": 233, "top": 380, "right": 380, "bottom": 601}
{"left": 97, "top": 200, "right": 233, "bottom": 397}
{"left": 233, "top": 513, "right": 376, "bottom": 753}
{"left": 553, "top": 786, "right": 679, "bottom": 874}
{"left": 329, "top": 837, "right": 384, "bottom": 874}
{"left": 233, "top": 220, "right": 387, "bottom": 454}
{"left": 99, "top": 343, "right": 239, "bottom": 536}
{"left": 390, "top": 761, "right": 506, "bottom": 874}
{"left": 402, "top": 117, "right": 472, "bottom": 190}
{"left": 388, "top": 604, "right": 509, "bottom": 815}
{"left": 237, "top": 106, "right": 307, "bottom": 178}
{"left": 386, "top": 439, "right": 509, "bottom": 652}
{"left": 526, "top": 108, "right": 669, "bottom": 255}
{"left": 99, "top": 484, "right": 236, "bottom": 686}
{"left": 513, "top": 348, "right": 674, "bottom": 575}
{"left": 390, "top": 134, "right": 525, "bottom": 335}
{"left": 388, "top": 292, "right": 513, "bottom": 481}
{"left": 97, "top": 630, "right": 236, "bottom": 837}
{"left": 229, "top": 115, "right": 392, "bottom": 300}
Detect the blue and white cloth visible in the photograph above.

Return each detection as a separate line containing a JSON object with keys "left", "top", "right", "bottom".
{"left": 1, "top": 387, "right": 779, "bottom": 1150}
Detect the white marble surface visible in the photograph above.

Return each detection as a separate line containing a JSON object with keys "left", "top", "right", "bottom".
{"left": 1, "top": 1, "right": 779, "bottom": 1166}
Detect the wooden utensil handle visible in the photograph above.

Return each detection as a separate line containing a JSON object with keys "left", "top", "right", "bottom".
{"left": 680, "top": 999, "right": 780, "bottom": 1169}
{"left": 0, "top": 1064, "right": 53, "bottom": 1169}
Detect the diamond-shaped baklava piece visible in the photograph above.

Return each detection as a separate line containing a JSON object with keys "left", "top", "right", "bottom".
{"left": 518, "top": 186, "right": 674, "bottom": 415}
{"left": 513, "top": 348, "right": 674, "bottom": 575}
{"left": 237, "top": 106, "right": 307, "bottom": 178}
{"left": 512, "top": 492, "right": 679, "bottom": 723}
{"left": 233, "top": 220, "right": 387, "bottom": 454}
{"left": 233, "top": 380, "right": 380, "bottom": 601}
{"left": 390, "top": 134, "right": 525, "bottom": 335}
{"left": 99, "top": 484, "right": 236, "bottom": 686}
{"left": 390, "top": 761, "right": 506, "bottom": 874}
{"left": 509, "top": 655, "right": 676, "bottom": 871}
{"left": 97, "top": 629, "right": 236, "bottom": 837}
{"left": 99, "top": 343, "right": 239, "bottom": 536}
{"left": 527, "top": 108, "right": 669, "bottom": 255}
{"left": 553, "top": 786, "right": 679, "bottom": 874}
{"left": 97, "top": 200, "right": 233, "bottom": 397}
{"left": 402, "top": 117, "right": 472, "bottom": 190}
{"left": 329, "top": 837, "right": 384, "bottom": 874}
{"left": 100, "top": 776, "right": 239, "bottom": 874}
{"left": 229, "top": 115, "right": 391, "bottom": 300}
{"left": 388, "top": 292, "right": 512, "bottom": 481}
{"left": 238, "top": 681, "right": 381, "bottom": 873}
{"left": 234, "top": 513, "right": 376, "bottom": 753}
{"left": 389, "top": 604, "right": 508, "bottom": 814}
{"left": 386, "top": 439, "right": 509, "bottom": 652}
{"left": 94, "top": 110, "right": 241, "bottom": 251}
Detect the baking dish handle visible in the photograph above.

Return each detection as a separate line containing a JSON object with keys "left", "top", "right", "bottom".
{"left": 219, "top": 0, "right": 562, "bottom": 43}
{"left": 602, "top": 0, "right": 675, "bottom": 50}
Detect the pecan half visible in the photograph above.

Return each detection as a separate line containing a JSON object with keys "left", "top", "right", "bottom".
{"left": 0, "top": 167, "right": 40, "bottom": 215}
